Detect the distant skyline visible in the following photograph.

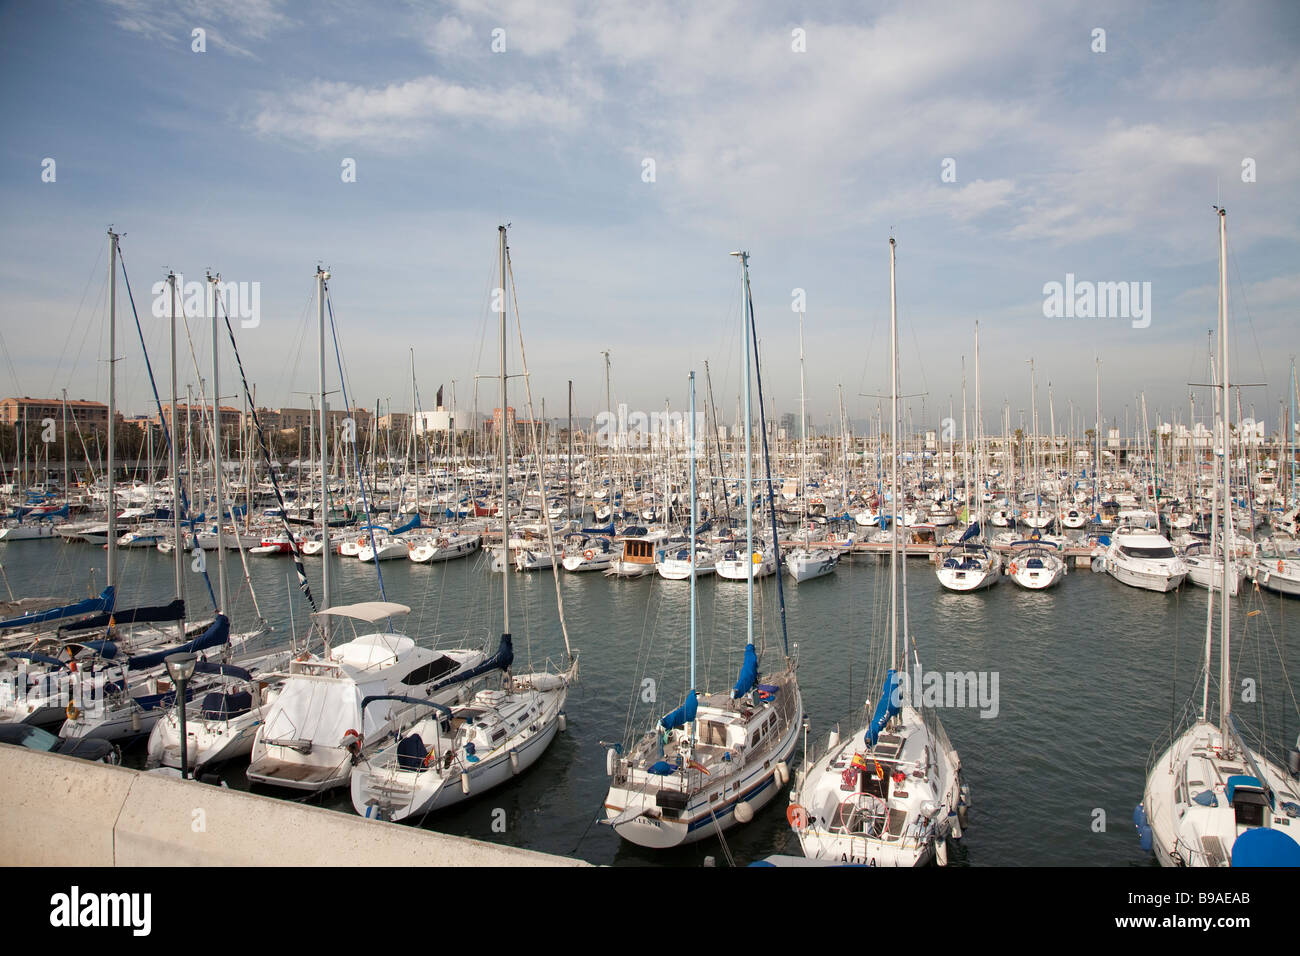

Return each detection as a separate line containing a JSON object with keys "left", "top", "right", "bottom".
{"left": 1, "top": 1, "right": 1297, "bottom": 437}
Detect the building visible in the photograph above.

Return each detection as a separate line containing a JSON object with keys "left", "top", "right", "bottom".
{"left": 415, "top": 409, "right": 451, "bottom": 435}
{"left": 379, "top": 411, "right": 411, "bottom": 433}
{"left": 275, "top": 406, "right": 372, "bottom": 434}
{"left": 156, "top": 402, "right": 242, "bottom": 431}
{"left": 1, "top": 396, "right": 112, "bottom": 431}
{"left": 491, "top": 407, "right": 517, "bottom": 435}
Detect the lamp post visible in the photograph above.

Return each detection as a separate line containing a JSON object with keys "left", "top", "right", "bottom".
{"left": 164, "top": 652, "right": 197, "bottom": 779}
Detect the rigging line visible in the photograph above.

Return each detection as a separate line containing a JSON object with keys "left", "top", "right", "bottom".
{"left": 217, "top": 299, "right": 317, "bottom": 616}
{"left": 43, "top": 242, "right": 105, "bottom": 398}
{"left": 324, "top": 289, "right": 389, "bottom": 612}
{"left": 744, "top": 271, "right": 789, "bottom": 659}
{"left": 506, "top": 247, "right": 573, "bottom": 662}
{"left": 116, "top": 248, "right": 219, "bottom": 615}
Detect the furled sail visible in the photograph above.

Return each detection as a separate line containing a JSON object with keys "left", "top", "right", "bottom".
{"left": 732, "top": 643, "right": 759, "bottom": 699}
{"left": 658, "top": 690, "right": 698, "bottom": 732}
{"left": 865, "top": 669, "right": 901, "bottom": 748}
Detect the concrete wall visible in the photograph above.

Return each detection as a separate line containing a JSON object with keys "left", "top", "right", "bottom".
{"left": 0, "top": 745, "right": 586, "bottom": 867}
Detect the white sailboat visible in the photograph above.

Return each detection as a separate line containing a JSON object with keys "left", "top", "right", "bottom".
{"left": 790, "top": 236, "right": 967, "bottom": 867}
{"left": 348, "top": 225, "right": 577, "bottom": 821}
{"left": 246, "top": 267, "right": 487, "bottom": 792}
{"left": 1136, "top": 207, "right": 1300, "bottom": 868}
{"left": 603, "top": 255, "right": 802, "bottom": 850}
{"left": 785, "top": 308, "right": 840, "bottom": 584}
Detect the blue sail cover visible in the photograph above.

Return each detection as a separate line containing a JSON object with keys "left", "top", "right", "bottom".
{"left": 865, "top": 669, "right": 901, "bottom": 748}
{"left": 61, "top": 599, "right": 185, "bottom": 633}
{"left": 428, "top": 633, "right": 514, "bottom": 694}
{"left": 0, "top": 586, "right": 116, "bottom": 631}
{"left": 958, "top": 522, "right": 981, "bottom": 543}
{"left": 126, "top": 614, "right": 230, "bottom": 670}
{"left": 658, "top": 690, "right": 698, "bottom": 732}
{"left": 732, "top": 644, "right": 759, "bottom": 699}
{"left": 1231, "top": 827, "right": 1300, "bottom": 866}
{"left": 68, "top": 639, "right": 118, "bottom": 660}
{"left": 193, "top": 660, "right": 252, "bottom": 681}
{"left": 391, "top": 513, "right": 421, "bottom": 535}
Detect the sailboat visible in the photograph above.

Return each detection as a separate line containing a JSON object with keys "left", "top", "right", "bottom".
{"left": 936, "top": 322, "right": 1000, "bottom": 592}
{"left": 246, "top": 266, "right": 487, "bottom": 792}
{"left": 785, "top": 308, "right": 840, "bottom": 583}
{"left": 1135, "top": 208, "right": 1300, "bottom": 867}
{"left": 602, "top": 253, "right": 802, "bottom": 850}
{"left": 789, "top": 237, "right": 967, "bottom": 866}
{"left": 348, "top": 225, "right": 577, "bottom": 821}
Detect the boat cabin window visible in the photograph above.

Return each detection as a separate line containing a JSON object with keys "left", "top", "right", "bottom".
{"left": 400, "top": 656, "right": 462, "bottom": 685}
{"left": 1232, "top": 789, "right": 1269, "bottom": 828}
{"left": 1120, "top": 545, "right": 1175, "bottom": 559}
{"left": 698, "top": 721, "right": 727, "bottom": 748}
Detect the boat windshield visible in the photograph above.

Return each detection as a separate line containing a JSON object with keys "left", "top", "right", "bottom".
{"left": 1120, "top": 545, "right": 1175, "bottom": 559}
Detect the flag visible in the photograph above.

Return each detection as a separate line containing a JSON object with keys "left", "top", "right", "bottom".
{"left": 436, "top": 385, "right": 444, "bottom": 408}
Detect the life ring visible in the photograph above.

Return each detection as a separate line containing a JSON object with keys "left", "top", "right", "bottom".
{"left": 786, "top": 803, "right": 808, "bottom": 829}
{"left": 342, "top": 728, "right": 362, "bottom": 753}
{"left": 1280, "top": 560, "right": 1286, "bottom": 573}
{"left": 584, "top": 549, "right": 594, "bottom": 561}
{"left": 752, "top": 551, "right": 763, "bottom": 565}
{"left": 1009, "top": 562, "right": 1018, "bottom": 575}
{"left": 66, "top": 702, "right": 80, "bottom": 721}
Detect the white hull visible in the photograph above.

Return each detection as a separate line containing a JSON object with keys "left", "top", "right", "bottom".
{"left": 604, "top": 672, "right": 801, "bottom": 849}
{"left": 351, "top": 676, "right": 570, "bottom": 821}
{"left": 791, "top": 704, "right": 963, "bottom": 867}
{"left": 1139, "top": 720, "right": 1300, "bottom": 866}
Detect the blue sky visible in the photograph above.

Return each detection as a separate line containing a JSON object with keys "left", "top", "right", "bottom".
{"left": 1, "top": 0, "right": 1297, "bottom": 438}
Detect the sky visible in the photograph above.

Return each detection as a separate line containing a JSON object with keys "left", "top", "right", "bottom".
{"left": 0, "top": 0, "right": 1297, "bottom": 439}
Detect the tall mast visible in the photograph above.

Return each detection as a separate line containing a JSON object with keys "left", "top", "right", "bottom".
{"left": 410, "top": 349, "right": 419, "bottom": 519}
{"left": 207, "top": 272, "right": 227, "bottom": 612}
{"left": 61, "top": 389, "right": 69, "bottom": 525}
{"left": 731, "top": 250, "right": 755, "bottom": 651}
{"left": 567, "top": 380, "right": 574, "bottom": 522}
{"left": 974, "top": 320, "right": 983, "bottom": 524}
{"left": 1216, "top": 207, "right": 1232, "bottom": 737}
{"left": 689, "top": 370, "right": 698, "bottom": 700}
{"left": 316, "top": 266, "right": 331, "bottom": 637}
{"left": 1201, "top": 326, "right": 1221, "bottom": 722}
{"left": 499, "top": 225, "right": 510, "bottom": 634}
{"left": 106, "top": 229, "right": 118, "bottom": 591}
{"left": 799, "top": 309, "right": 807, "bottom": 519}
{"left": 168, "top": 272, "right": 183, "bottom": 633}
{"left": 889, "top": 237, "right": 899, "bottom": 673}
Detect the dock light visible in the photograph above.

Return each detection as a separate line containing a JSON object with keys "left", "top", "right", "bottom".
{"left": 165, "top": 652, "right": 197, "bottom": 780}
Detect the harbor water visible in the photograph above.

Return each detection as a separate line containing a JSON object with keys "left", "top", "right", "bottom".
{"left": 5, "top": 537, "right": 1297, "bottom": 866}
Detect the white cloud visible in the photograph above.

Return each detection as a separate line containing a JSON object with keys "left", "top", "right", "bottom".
{"left": 249, "top": 75, "right": 584, "bottom": 145}
{"left": 106, "top": 0, "right": 291, "bottom": 58}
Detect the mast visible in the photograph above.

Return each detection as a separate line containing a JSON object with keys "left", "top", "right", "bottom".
{"left": 61, "top": 389, "right": 68, "bottom": 522}
{"left": 889, "top": 237, "right": 899, "bottom": 673}
{"left": 207, "top": 272, "right": 228, "bottom": 612}
{"left": 1201, "top": 329, "right": 1221, "bottom": 722}
{"left": 499, "top": 225, "right": 510, "bottom": 634}
{"left": 689, "top": 370, "right": 698, "bottom": 704}
{"left": 732, "top": 250, "right": 755, "bottom": 652}
{"left": 106, "top": 229, "right": 118, "bottom": 591}
{"left": 1216, "top": 207, "right": 1232, "bottom": 738}
{"left": 799, "top": 310, "right": 807, "bottom": 522}
{"left": 168, "top": 272, "right": 183, "bottom": 634}
{"left": 567, "top": 380, "right": 573, "bottom": 522}
{"left": 411, "top": 350, "right": 419, "bottom": 520}
{"left": 316, "top": 266, "right": 331, "bottom": 638}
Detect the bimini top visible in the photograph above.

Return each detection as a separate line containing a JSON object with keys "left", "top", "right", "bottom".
{"left": 314, "top": 602, "right": 411, "bottom": 624}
